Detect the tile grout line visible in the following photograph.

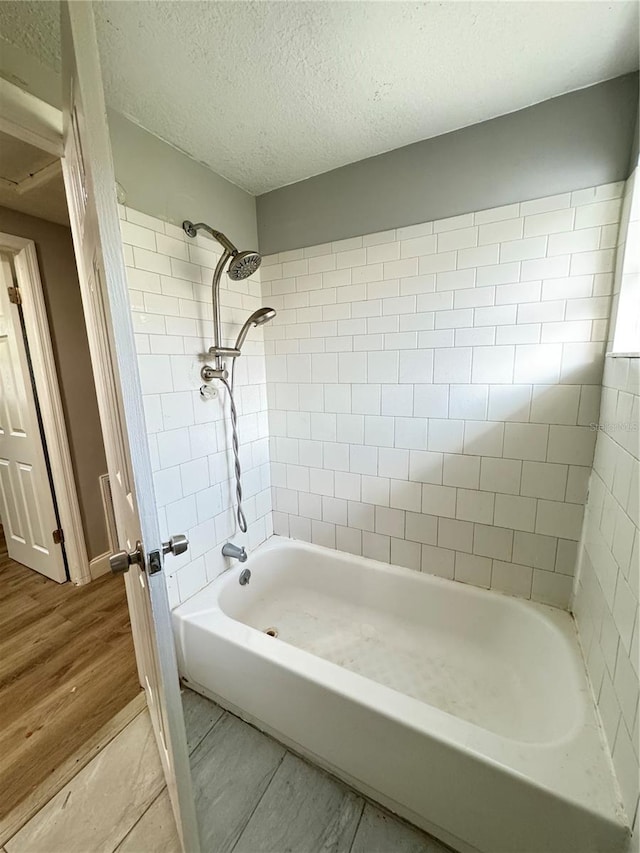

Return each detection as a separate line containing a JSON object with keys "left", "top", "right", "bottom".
{"left": 104, "top": 720, "right": 168, "bottom": 853}
{"left": 227, "top": 749, "right": 288, "bottom": 853}
{"left": 110, "top": 787, "right": 168, "bottom": 853}
{"left": 186, "top": 700, "right": 227, "bottom": 757}
{"left": 346, "top": 799, "right": 367, "bottom": 853}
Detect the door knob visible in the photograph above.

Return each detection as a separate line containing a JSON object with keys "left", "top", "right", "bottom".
{"left": 162, "top": 534, "right": 189, "bottom": 557}
{"left": 109, "top": 541, "right": 143, "bottom": 575}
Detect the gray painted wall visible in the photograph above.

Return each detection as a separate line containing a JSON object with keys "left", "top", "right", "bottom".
{"left": 257, "top": 74, "right": 639, "bottom": 255}
{"left": 108, "top": 111, "right": 258, "bottom": 249}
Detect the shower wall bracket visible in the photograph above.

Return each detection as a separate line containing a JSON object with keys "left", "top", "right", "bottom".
{"left": 201, "top": 364, "right": 228, "bottom": 382}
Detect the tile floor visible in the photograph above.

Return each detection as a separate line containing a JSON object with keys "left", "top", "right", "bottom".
{"left": 4, "top": 688, "right": 453, "bottom": 853}
{"left": 183, "top": 688, "right": 451, "bottom": 853}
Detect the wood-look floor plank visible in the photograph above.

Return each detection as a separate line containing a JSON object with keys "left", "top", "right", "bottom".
{"left": 0, "top": 593, "right": 40, "bottom": 633}
{"left": 233, "top": 752, "right": 363, "bottom": 853}
{"left": 0, "top": 588, "right": 133, "bottom": 707}
{"left": 5, "top": 711, "right": 164, "bottom": 853}
{"left": 0, "top": 591, "right": 133, "bottom": 712}
{"left": 0, "top": 526, "right": 140, "bottom": 819}
{"left": 0, "top": 565, "right": 129, "bottom": 658}
{"left": 115, "top": 790, "right": 181, "bottom": 853}
{"left": 182, "top": 687, "right": 224, "bottom": 754}
{"left": 350, "top": 803, "right": 452, "bottom": 853}
{"left": 0, "top": 620, "right": 138, "bottom": 805}
{"left": 191, "top": 712, "right": 286, "bottom": 853}
{"left": 0, "top": 610, "right": 70, "bottom": 684}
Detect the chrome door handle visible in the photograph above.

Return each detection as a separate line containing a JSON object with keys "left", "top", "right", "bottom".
{"left": 162, "top": 534, "right": 189, "bottom": 557}
{"left": 109, "top": 541, "right": 143, "bottom": 575}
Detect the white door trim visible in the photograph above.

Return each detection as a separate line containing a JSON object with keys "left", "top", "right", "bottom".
{"left": 0, "top": 232, "right": 91, "bottom": 585}
{"left": 89, "top": 550, "right": 111, "bottom": 579}
{"left": 0, "top": 78, "right": 63, "bottom": 157}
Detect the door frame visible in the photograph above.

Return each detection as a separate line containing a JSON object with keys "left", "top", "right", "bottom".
{"left": 0, "top": 232, "right": 91, "bottom": 585}
{"left": 0, "top": 78, "right": 63, "bottom": 157}
{"left": 2, "top": 68, "right": 199, "bottom": 851}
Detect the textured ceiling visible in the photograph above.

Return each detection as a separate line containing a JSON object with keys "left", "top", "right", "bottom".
{"left": 0, "top": 1, "right": 638, "bottom": 195}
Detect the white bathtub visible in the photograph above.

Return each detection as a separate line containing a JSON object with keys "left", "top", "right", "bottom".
{"left": 173, "top": 537, "right": 630, "bottom": 853}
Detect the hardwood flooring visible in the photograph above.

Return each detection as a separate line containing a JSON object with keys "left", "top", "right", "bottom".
{"left": 0, "top": 526, "right": 141, "bottom": 821}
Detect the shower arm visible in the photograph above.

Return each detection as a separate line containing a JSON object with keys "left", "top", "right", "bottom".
{"left": 184, "top": 221, "right": 238, "bottom": 255}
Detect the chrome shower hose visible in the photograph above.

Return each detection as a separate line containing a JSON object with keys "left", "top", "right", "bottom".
{"left": 220, "top": 359, "right": 248, "bottom": 534}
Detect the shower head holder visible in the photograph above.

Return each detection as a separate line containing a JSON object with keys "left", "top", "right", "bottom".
{"left": 209, "top": 345, "right": 241, "bottom": 358}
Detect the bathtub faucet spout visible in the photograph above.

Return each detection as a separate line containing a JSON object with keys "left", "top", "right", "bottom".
{"left": 222, "top": 542, "right": 247, "bottom": 563}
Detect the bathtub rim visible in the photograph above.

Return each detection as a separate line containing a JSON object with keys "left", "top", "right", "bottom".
{"left": 189, "top": 535, "right": 584, "bottom": 653}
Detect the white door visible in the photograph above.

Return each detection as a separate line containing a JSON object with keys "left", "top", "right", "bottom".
{"left": 59, "top": 4, "right": 199, "bottom": 851}
{"left": 0, "top": 254, "right": 67, "bottom": 582}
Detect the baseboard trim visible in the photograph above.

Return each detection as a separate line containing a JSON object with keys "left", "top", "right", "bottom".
{"left": 89, "top": 551, "right": 111, "bottom": 580}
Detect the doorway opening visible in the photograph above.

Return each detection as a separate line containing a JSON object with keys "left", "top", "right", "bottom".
{"left": 0, "top": 129, "right": 141, "bottom": 839}
{"left": 0, "top": 247, "right": 68, "bottom": 583}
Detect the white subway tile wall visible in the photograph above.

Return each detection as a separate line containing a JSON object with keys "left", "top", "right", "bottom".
{"left": 120, "top": 206, "right": 272, "bottom": 608}
{"left": 262, "top": 183, "right": 625, "bottom": 608}
{"left": 572, "top": 170, "right": 639, "bottom": 829}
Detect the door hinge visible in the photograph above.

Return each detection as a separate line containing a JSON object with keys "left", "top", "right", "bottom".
{"left": 8, "top": 286, "right": 21, "bottom": 305}
{"left": 52, "top": 528, "right": 64, "bottom": 545}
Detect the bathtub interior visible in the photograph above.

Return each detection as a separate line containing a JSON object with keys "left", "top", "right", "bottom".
{"left": 216, "top": 539, "right": 583, "bottom": 743}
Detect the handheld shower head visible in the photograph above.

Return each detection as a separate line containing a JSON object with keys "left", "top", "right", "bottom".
{"left": 251, "top": 306, "right": 276, "bottom": 326}
{"left": 234, "top": 307, "right": 277, "bottom": 351}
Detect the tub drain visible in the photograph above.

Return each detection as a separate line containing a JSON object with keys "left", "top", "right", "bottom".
{"left": 264, "top": 627, "right": 279, "bottom": 638}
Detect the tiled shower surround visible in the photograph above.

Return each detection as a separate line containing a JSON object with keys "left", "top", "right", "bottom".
{"left": 573, "top": 170, "right": 639, "bottom": 830}
{"left": 117, "top": 181, "right": 637, "bottom": 834}
{"left": 262, "top": 182, "right": 624, "bottom": 608}
{"left": 119, "top": 206, "right": 272, "bottom": 608}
